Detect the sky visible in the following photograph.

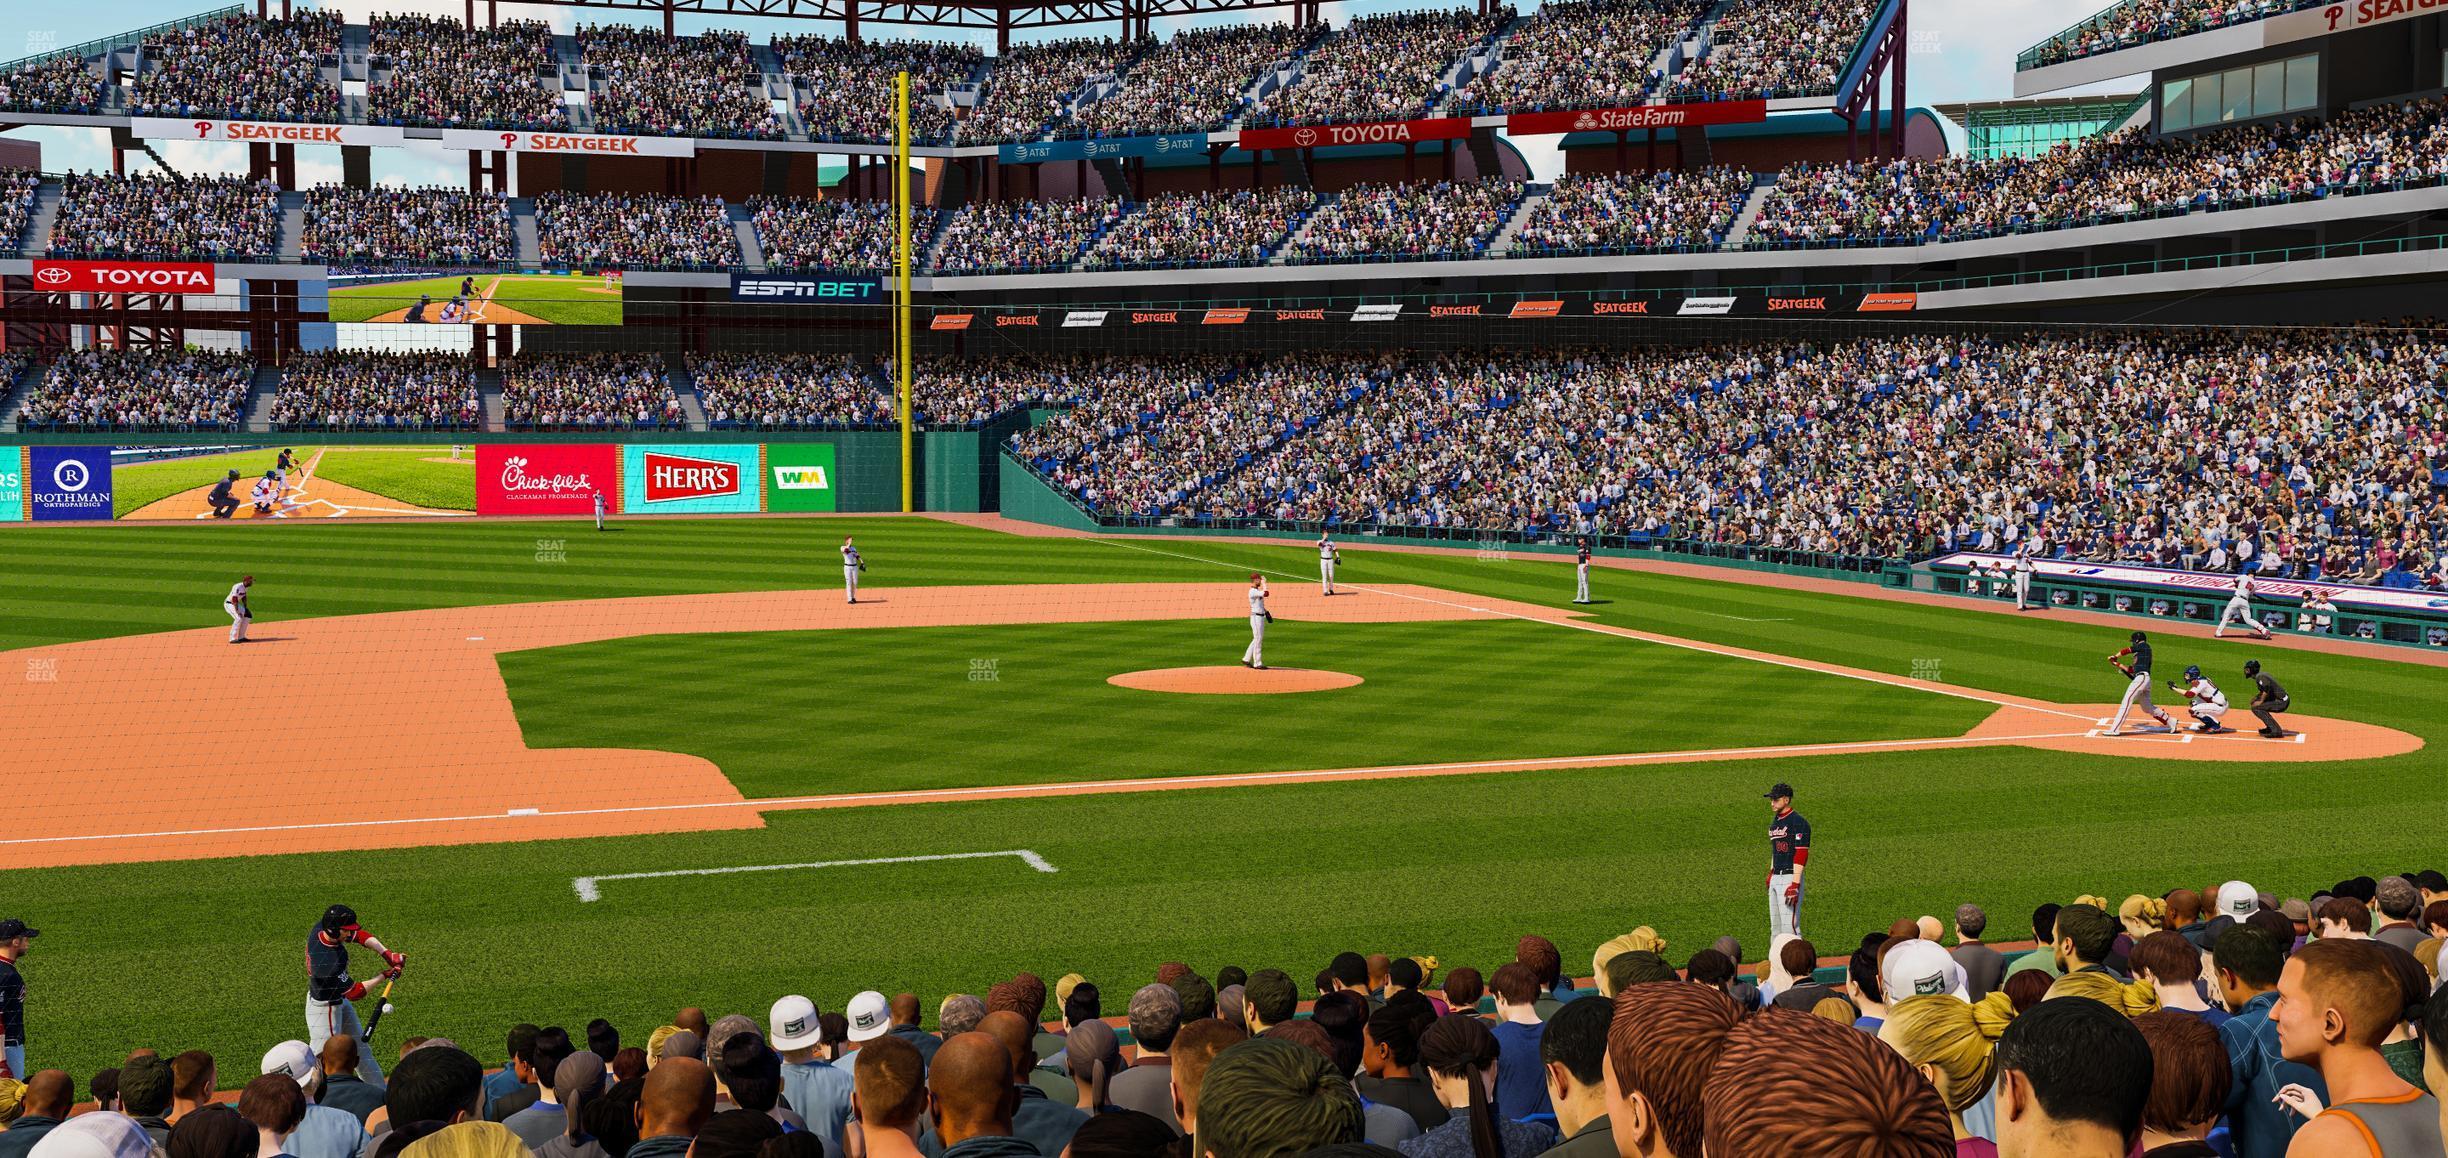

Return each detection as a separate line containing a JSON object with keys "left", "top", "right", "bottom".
{"left": 3, "top": 0, "right": 2139, "bottom": 182}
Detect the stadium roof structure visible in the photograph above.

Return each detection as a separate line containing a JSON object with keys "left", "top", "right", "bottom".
{"left": 245, "top": 0, "right": 1348, "bottom": 41}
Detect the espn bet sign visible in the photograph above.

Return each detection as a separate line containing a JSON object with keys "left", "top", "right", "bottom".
{"left": 765, "top": 444, "right": 839, "bottom": 512}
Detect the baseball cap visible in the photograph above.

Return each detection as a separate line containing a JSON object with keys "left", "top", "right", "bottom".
{"left": 261, "top": 1041, "right": 317, "bottom": 1088}
{"left": 2215, "top": 881, "right": 2259, "bottom": 921}
{"left": 2281, "top": 898, "right": 2311, "bottom": 922}
{"left": 0, "top": 920, "right": 35, "bottom": 940}
{"left": 1763, "top": 783, "right": 1794, "bottom": 800}
{"left": 844, "top": 991, "right": 891, "bottom": 1043}
{"left": 1880, "top": 939, "right": 1968, "bottom": 1002}
{"left": 768, "top": 996, "right": 822, "bottom": 1052}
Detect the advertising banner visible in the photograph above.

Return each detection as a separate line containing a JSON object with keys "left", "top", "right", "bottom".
{"left": 0, "top": 447, "right": 21, "bottom": 521}
{"left": 1509, "top": 300, "right": 1564, "bottom": 318}
{"left": 1504, "top": 100, "right": 1769, "bottom": 136}
{"left": 133, "top": 117, "right": 406, "bottom": 148}
{"left": 930, "top": 314, "right": 974, "bottom": 330}
{"left": 1129, "top": 310, "right": 1182, "bottom": 324}
{"left": 622, "top": 444, "right": 761, "bottom": 515}
{"left": 441, "top": 128, "right": 698, "bottom": 158}
{"left": 1238, "top": 117, "right": 1472, "bottom": 151}
{"left": 1858, "top": 292, "right": 1919, "bottom": 312}
{"left": 998, "top": 132, "right": 1208, "bottom": 165}
{"left": 1350, "top": 303, "right": 1404, "bottom": 322}
{"left": 1202, "top": 308, "right": 1250, "bottom": 325}
{"left": 30, "top": 260, "right": 217, "bottom": 295}
{"left": 476, "top": 444, "right": 616, "bottom": 516}
{"left": 765, "top": 443, "right": 840, "bottom": 513}
{"left": 1062, "top": 310, "right": 1110, "bottom": 327}
{"left": 731, "top": 273, "right": 885, "bottom": 303}
{"left": 28, "top": 446, "right": 113, "bottom": 521}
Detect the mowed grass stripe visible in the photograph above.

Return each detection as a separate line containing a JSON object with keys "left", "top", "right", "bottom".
{"left": 500, "top": 619, "right": 1990, "bottom": 797}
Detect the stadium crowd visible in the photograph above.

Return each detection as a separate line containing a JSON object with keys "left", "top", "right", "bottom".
{"left": 3, "top": 870, "right": 2443, "bottom": 1158}
{"left": 1065, "top": 23, "right": 1319, "bottom": 138}
{"left": 2029, "top": 0, "right": 2327, "bottom": 68}
{"left": 1667, "top": 0, "right": 1872, "bottom": 101}
{"left": 578, "top": 26, "right": 784, "bottom": 140}
{"left": 127, "top": 11, "right": 344, "bottom": 122}
{"left": 0, "top": 55, "right": 106, "bottom": 115}
{"left": 300, "top": 187, "right": 516, "bottom": 266}
{"left": 15, "top": 349, "right": 255, "bottom": 431}
{"left": 501, "top": 353, "right": 683, "bottom": 430}
{"left": 1454, "top": 0, "right": 1701, "bottom": 114}
{"left": 750, "top": 197, "right": 939, "bottom": 273}
{"left": 48, "top": 173, "right": 282, "bottom": 261}
{"left": 691, "top": 354, "right": 891, "bottom": 429}
{"left": 0, "top": 170, "right": 37, "bottom": 253}
{"left": 777, "top": 35, "right": 977, "bottom": 144}
{"left": 962, "top": 38, "right": 1136, "bottom": 144}
{"left": 1752, "top": 95, "right": 2448, "bottom": 247}
{"left": 1081, "top": 188, "right": 1312, "bottom": 269}
{"left": 534, "top": 192, "right": 742, "bottom": 270}
{"left": 1508, "top": 167, "right": 1751, "bottom": 255}
{"left": 1292, "top": 179, "right": 1525, "bottom": 263}
{"left": 1253, "top": 9, "right": 1504, "bottom": 127}
{"left": 268, "top": 352, "right": 483, "bottom": 431}
{"left": 368, "top": 16, "right": 566, "bottom": 131}
{"left": 931, "top": 197, "right": 1122, "bottom": 274}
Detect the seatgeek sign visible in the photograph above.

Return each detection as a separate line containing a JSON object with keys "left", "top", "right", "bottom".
{"left": 30, "top": 261, "right": 217, "bottom": 295}
{"left": 621, "top": 444, "right": 761, "bottom": 514}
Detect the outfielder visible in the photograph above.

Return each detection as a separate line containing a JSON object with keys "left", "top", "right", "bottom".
{"left": 2170, "top": 664, "right": 2231, "bottom": 734}
{"left": 2105, "top": 630, "right": 2176, "bottom": 736}
{"left": 305, "top": 905, "right": 400, "bottom": 1084}
{"left": 842, "top": 537, "right": 865, "bottom": 604}
{"left": 1241, "top": 573, "right": 1272, "bottom": 670}
{"left": 1765, "top": 783, "right": 1809, "bottom": 939}
{"left": 1573, "top": 540, "right": 1592, "bottom": 604}
{"left": 1318, "top": 534, "right": 1339, "bottom": 596}
{"left": 225, "top": 575, "right": 254, "bottom": 644}
{"left": 2215, "top": 570, "right": 2273, "bottom": 639}
{"left": 592, "top": 489, "right": 607, "bottom": 532}
{"left": 2011, "top": 544, "right": 2038, "bottom": 611}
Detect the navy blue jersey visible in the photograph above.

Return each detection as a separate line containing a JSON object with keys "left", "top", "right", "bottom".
{"left": 1577, "top": 546, "right": 1590, "bottom": 565}
{"left": 1769, "top": 810, "right": 1811, "bottom": 873}
{"left": 2128, "top": 639, "right": 2153, "bottom": 676}
{"left": 306, "top": 925, "right": 354, "bottom": 1002}
{"left": 0, "top": 958, "right": 22, "bottom": 1046}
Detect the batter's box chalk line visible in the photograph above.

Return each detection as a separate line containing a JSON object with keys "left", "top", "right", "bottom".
{"left": 572, "top": 848, "right": 1059, "bottom": 902}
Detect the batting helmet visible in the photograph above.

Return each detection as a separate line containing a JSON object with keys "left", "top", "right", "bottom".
{"left": 2131, "top": 631, "right": 2148, "bottom": 642}
{"left": 2244, "top": 660, "right": 2262, "bottom": 677}
{"left": 320, "top": 905, "right": 359, "bottom": 934}
{"left": 2182, "top": 665, "right": 2202, "bottom": 681}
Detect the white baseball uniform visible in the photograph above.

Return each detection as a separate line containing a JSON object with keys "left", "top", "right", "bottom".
{"left": 2012, "top": 551, "right": 2036, "bottom": 609}
{"left": 593, "top": 491, "right": 607, "bottom": 531}
{"left": 1318, "top": 539, "right": 1338, "bottom": 595}
{"left": 251, "top": 476, "right": 278, "bottom": 514}
{"left": 2216, "top": 572, "right": 2267, "bottom": 636}
{"left": 2107, "top": 641, "right": 2172, "bottom": 734}
{"left": 842, "top": 543, "right": 862, "bottom": 603}
{"left": 2299, "top": 591, "right": 2334, "bottom": 634}
{"left": 2180, "top": 676, "right": 2229, "bottom": 726}
{"left": 1242, "top": 584, "right": 1268, "bottom": 668}
{"left": 225, "top": 579, "right": 252, "bottom": 643}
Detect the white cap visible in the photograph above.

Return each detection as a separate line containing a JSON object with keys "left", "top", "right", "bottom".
{"left": 845, "top": 991, "right": 892, "bottom": 1043}
{"left": 261, "top": 1040, "right": 317, "bottom": 1088}
{"left": 769, "top": 995, "right": 823, "bottom": 1052}
{"left": 2216, "top": 880, "right": 2258, "bottom": 920}
{"left": 1880, "top": 940, "right": 1968, "bottom": 1003}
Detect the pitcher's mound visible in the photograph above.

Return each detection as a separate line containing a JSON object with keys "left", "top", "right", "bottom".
{"left": 1109, "top": 666, "right": 1364, "bottom": 694}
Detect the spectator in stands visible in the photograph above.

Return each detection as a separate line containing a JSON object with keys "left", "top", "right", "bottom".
{"left": 629, "top": 1058, "right": 714, "bottom": 1158}
{"left": 2271, "top": 939, "right": 2444, "bottom": 1153}
{"left": 2128, "top": 932, "right": 2224, "bottom": 1028}
{"left": 1397, "top": 1014, "right": 1553, "bottom": 1157}
{"left": 579, "top": 26, "right": 782, "bottom": 140}
{"left": 885, "top": 996, "right": 940, "bottom": 1069}
{"left": 235, "top": 1075, "right": 306, "bottom": 1158}
{"left": 847, "top": 1035, "right": 924, "bottom": 1158}
{"left": 129, "top": 12, "right": 343, "bottom": 122}
{"left": 1358, "top": 1001, "right": 1444, "bottom": 1134}
{"left": 0, "top": 1070, "right": 70, "bottom": 1158}
{"left": 1295, "top": 179, "right": 1524, "bottom": 263}
{"left": 168, "top": 1053, "right": 216, "bottom": 1124}
{"left": 955, "top": 1012, "right": 1082, "bottom": 1157}
{"left": 2317, "top": 897, "right": 2373, "bottom": 940}
{"left": 2211, "top": 925, "right": 2322, "bottom": 1158}
{"left": 319, "top": 1039, "right": 383, "bottom": 1126}
{"left": 1068, "top": 24, "right": 1315, "bottom": 137}
{"left": 255, "top": 1041, "right": 368, "bottom": 1158}
{"left": 1083, "top": 188, "right": 1312, "bottom": 270}
{"left": 1536, "top": 996, "right": 1614, "bottom": 1157}
{"left": 1109, "top": 984, "right": 1182, "bottom": 1129}
{"left": 1244, "top": 971, "right": 1298, "bottom": 1036}
{"left": 2129, "top": 1012, "right": 2229, "bottom": 1158}
{"left": 1704, "top": 1005, "right": 1952, "bottom": 1154}
{"left": 2375, "top": 876, "right": 2429, "bottom": 954}
{"left": 1848, "top": 944, "right": 1893, "bottom": 1032}
{"left": 536, "top": 192, "right": 741, "bottom": 270}
{"left": 52, "top": 172, "right": 281, "bottom": 260}
{"left": 1879, "top": 994, "right": 2007, "bottom": 1154}
{"left": 1769, "top": 939, "right": 1839, "bottom": 1011}
{"left": 1992, "top": 997, "right": 2153, "bottom": 1158}
{"left": 933, "top": 197, "right": 1120, "bottom": 273}
{"left": 1485, "top": 964, "right": 1549, "bottom": 1121}
{"left": 1165, "top": 1019, "right": 1249, "bottom": 1156}
{"left": 924, "top": 1033, "right": 1033, "bottom": 1158}
{"left": 369, "top": 16, "right": 563, "bottom": 130}
{"left": 1954, "top": 905, "right": 2007, "bottom": 1002}
{"left": 302, "top": 188, "right": 515, "bottom": 265}
{"left": 1253, "top": 10, "right": 1501, "bottom": 127}
{"left": 167, "top": 1105, "right": 257, "bottom": 1158}
{"left": 120, "top": 1055, "right": 175, "bottom": 1146}
{"left": 1668, "top": 0, "right": 1870, "bottom": 102}
{"left": 385, "top": 1045, "right": 487, "bottom": 1129}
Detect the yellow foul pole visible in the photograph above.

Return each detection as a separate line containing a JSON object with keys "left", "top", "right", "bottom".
{"left": 895, "top": 70, "right": 913, "bottom": 513}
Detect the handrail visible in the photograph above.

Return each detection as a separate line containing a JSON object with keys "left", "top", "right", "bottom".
{"left": 1830, "top": 0, "right": 1903, "bottom": 114}
{"left": 0, "top": 5, "right": 245, "bottom": 73}
{"left": 2016, "top": 0, "right": 2329, "bottom": 71}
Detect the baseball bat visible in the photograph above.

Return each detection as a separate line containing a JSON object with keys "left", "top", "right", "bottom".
{"left": 362, "top": 974, "right": 398, "bottom": 1041}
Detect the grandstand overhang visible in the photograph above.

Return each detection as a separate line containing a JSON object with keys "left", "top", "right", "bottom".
{"left": 2015, "top": 0, "right": 2448, "bottom": 97}
{"left": 384, "top": 0, "right": 1335, "bottom": 41}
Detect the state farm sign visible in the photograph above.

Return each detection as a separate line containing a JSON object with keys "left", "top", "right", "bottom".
{"left": 1238, "top": 117, "right": 1472, "bottom": 151}
{"left": 440, "top": 128, "right": 698, "bottom": 158}
{"left": 1505, "top": 100, "right": 1768, "bottom": 137}
{"left": 29, "top": 261, "right": 217, "bottom": 295}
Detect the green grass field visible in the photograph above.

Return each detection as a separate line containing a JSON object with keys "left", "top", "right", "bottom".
{"left": 110, "top": 448, "right": 291, "bottom": 516}
{"left": 1, "top": 515, "right": 2441, "bottom": 1085}
{"left": 326, "top": 273, "right": 623, "bottom": 326}
{"left": 309, "top": 447, "right": 478, "bottom": 510}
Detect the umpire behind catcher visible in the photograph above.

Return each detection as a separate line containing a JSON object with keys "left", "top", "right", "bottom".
{"left": 306, "top": 905, "right": 402, "bottom": 1084}
{"left": 207, "top": 471, "right": 242, "bottom": 519}
{"left": 2245, "top": 659, "right": 2291, "bottom": 738}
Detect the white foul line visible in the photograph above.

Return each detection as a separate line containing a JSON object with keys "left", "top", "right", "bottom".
{"left": 1085, "top": 537, "right": 2099, "bottom": 722}
{"left": 572, "top": 849, "right": 1058, "bottom": 902}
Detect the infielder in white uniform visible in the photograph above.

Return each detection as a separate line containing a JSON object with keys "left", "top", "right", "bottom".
{"left": 2011, "top": 544, "right": 2038, "bottom": 611}
{"left": 2169, "top": 664, "right": 2231, "bottom": 733}
{"left": 1574, "top": 540, "right": 1592, "bottom": 604}
{"left": 1318, "top": 535, "right": 1339, "bottom": 596}
{"left": 2215, "top": 570, "right": 2273, "bottom": 638}
{"left": 225, "top": 575, "right": 254, "bottom": 644}
{"left": 842, "top": 537, "right": 865, "bottom": 604}
{"left": 1241, "top": 573, "right": 1271, "bottom": 669}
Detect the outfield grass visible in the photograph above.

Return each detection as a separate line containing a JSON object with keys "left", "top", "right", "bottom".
{"left": 503, "top": 619, "right": 1988, "bottom": 796}
{"left": 309, "top": 447, "right": 478, "bottom": 510}
{"left": 110, "top": 448, "right": 291, "bottom": 517}
{"left": 1, "top": 517, "right": 2442, "bottom": 1085}
{"left": 327, "top": 274, "right": 622, "bottom": 326}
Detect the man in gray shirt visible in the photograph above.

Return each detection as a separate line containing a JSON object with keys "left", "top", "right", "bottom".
{"left": 1951, "top": 904, "right": 2008, "bottom": 1001}
{"left": 1105, "top": 985, "right": 1182, "bottom": 1132}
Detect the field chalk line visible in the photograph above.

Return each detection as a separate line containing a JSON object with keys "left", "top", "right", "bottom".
{"left": 1086, "top": 537, "right": 2099, "bottom": 723}
{"left": 572, "top": 849, "right": 1057, "bottom": 903}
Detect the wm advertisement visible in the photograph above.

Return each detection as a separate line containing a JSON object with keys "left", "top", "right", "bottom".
{"left": 765, "top": 444, "right": 839, "bottom": 512}
{"left": 623, "top": 444, "right": 762, "bottom": 515}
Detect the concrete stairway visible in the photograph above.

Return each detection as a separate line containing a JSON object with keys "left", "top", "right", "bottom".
{"left": 276, "top": 191, "right": 307, "bottom": 260}
{"left": 728, "top": 204, "right": 767, "bottom": 272}
{"left": 478, "top": 366, "right": 507, "bottom": 431}
{"left": 242, "top": 364, "right": 283, "bottom": 433}
{"left": 665, "top": 352, "right": 709, "bottom": 431}
{"left": 18, "top": 181, "right": 62, "bottom": 256}
{"left": 0, "top": 358, "right": 46, "bottom": 432}
{"left": 508, "top": 198, "right": 541, "bottom": 264}
{"left": 1487, "top": 187, "right": 1547, "bottom": 255}
{"left": 1091, "top": 156, "right": 1129, "bottom": 200}
{"left": 1722, "top": 173, "right": 1778, "bottom": 249}
{"left": 1270, "top": 194, "right": 1335, "bottom": 264}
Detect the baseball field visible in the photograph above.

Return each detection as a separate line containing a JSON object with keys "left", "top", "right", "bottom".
{"left": 0, "top": 513, "right": 2438, "bottom": 1085}
{"left": 325, "top": 273, "right": 624, "bottom": 326}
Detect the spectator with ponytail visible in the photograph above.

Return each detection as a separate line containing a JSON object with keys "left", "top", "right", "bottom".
{"left": 1399, "top": 1015, "right": 1554, "bottom": 1158}
{"left": 1878, "top": 994, "right": 2016, "bottom": 1156}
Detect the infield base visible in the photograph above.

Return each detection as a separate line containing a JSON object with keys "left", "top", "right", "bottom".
{"left": 1107, "top": 666, "right": 1365, "bottom": 694}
